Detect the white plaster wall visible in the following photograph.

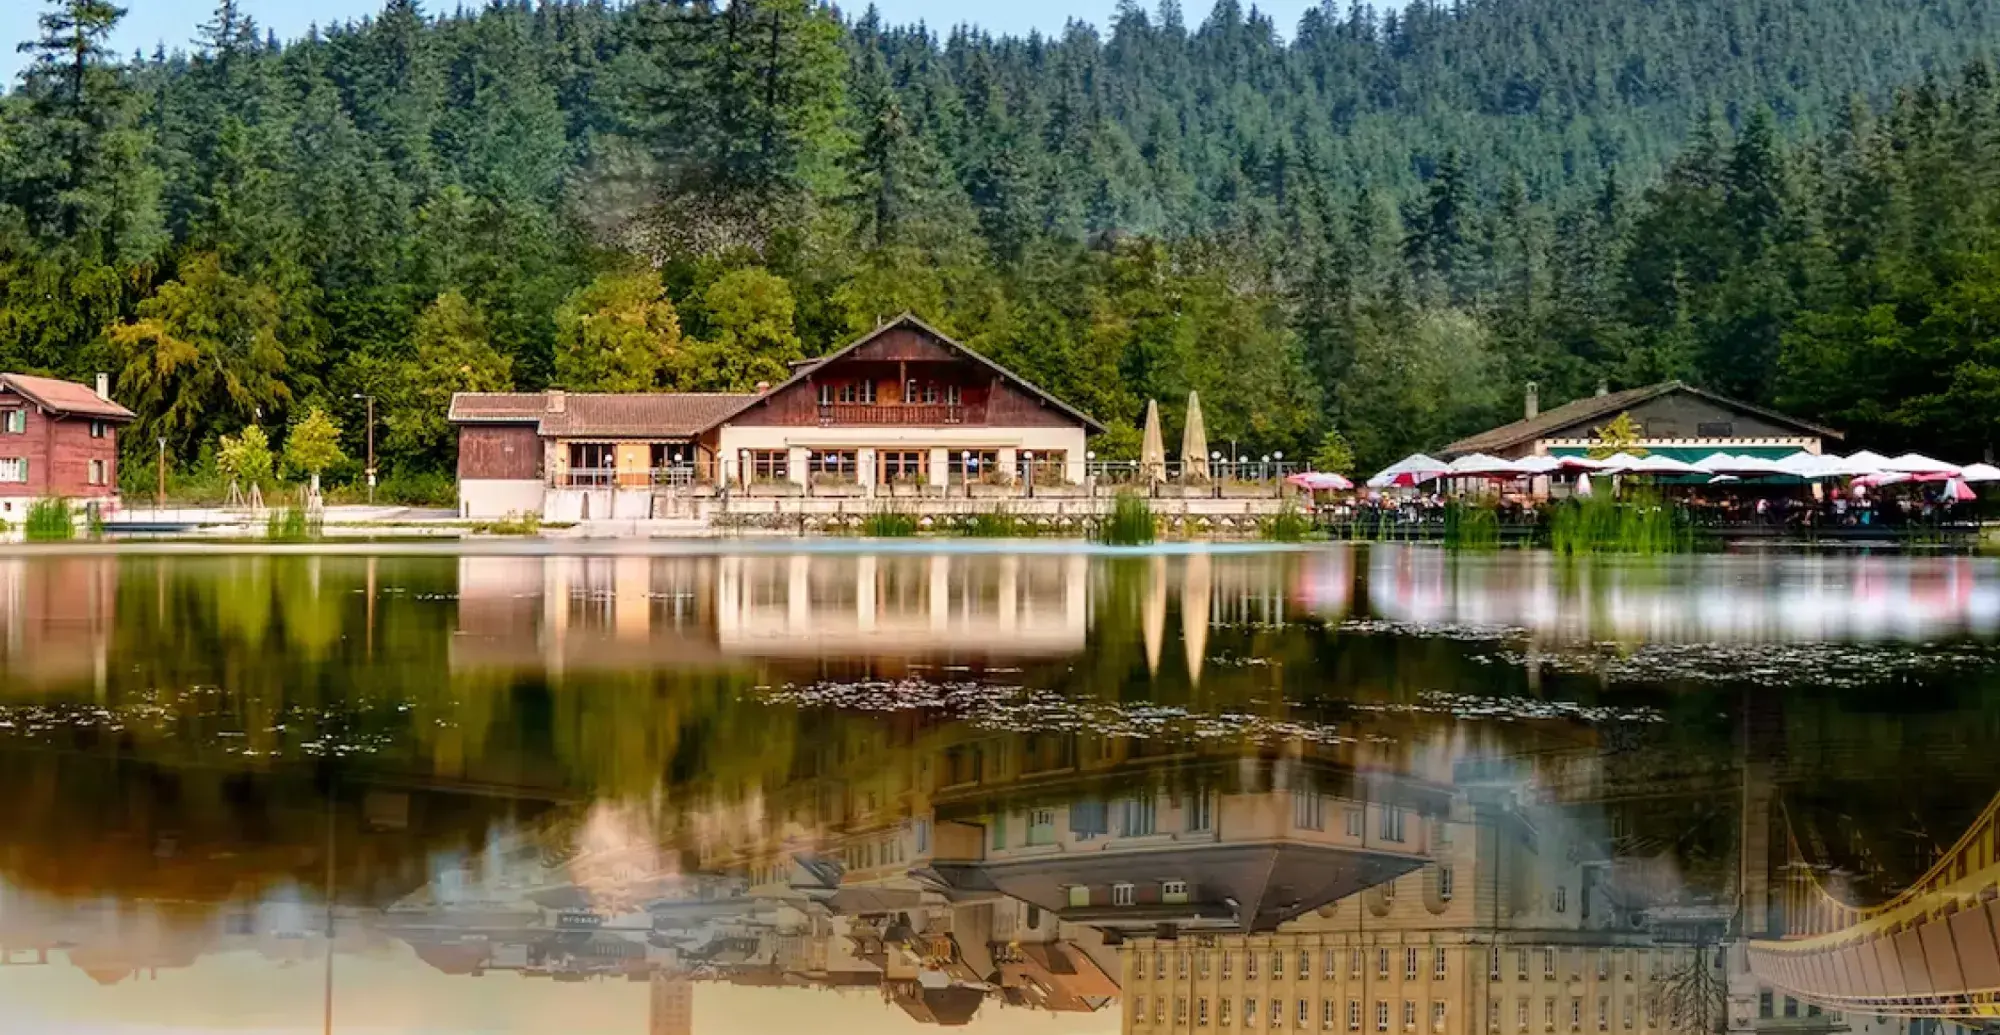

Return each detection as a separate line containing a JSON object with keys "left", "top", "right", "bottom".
{"left": 714, "top": 425, "right": 1089, "bottom": 485}
{"left": 460, "top": 479, "right": 545, "bottom": 519}
{"left": 543, "top": 488, "right": 657, "bottom": 522}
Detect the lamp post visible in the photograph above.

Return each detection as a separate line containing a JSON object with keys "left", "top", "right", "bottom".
{"left": 1086, "top": 450, "right": 1096, "bottom": 498}
{"left": 1022, "top": 450, "right": 1035, "bottom": 499}
{"left": 350, "top": 393, "right": 376, "bottom": 504}
{"left": 960, "top": 450, "right": 972, "bottom": 499}
{"left": 155, "top": 437, "right": 166, "bottom": 509}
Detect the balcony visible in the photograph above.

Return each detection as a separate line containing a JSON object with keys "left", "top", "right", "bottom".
{"left": 818, "top": 403, "right": 983, "bottom": 426}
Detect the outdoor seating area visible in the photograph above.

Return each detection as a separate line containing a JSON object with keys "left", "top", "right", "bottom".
{"left": 1322, "top": 449, "right": 1999, "bottom": 541}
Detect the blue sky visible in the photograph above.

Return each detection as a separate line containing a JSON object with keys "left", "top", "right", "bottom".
{"left": 2, "top": 0, "right": 1331, "bottom": 85}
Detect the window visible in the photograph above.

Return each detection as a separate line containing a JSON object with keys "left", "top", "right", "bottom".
{"left": 1273, "top": 952, "right": 1285, "bottom": 980}
{"left": 878, "top": 449, "right": 927, "bottom": 483}
{"left": 1402, "top": 1000, "right": 1415, "bottom": 1031}
{"left": 1137, "top": 954, "right": 1147, "bottom": 980}
{"left": 1323, "top": 1000, "right": 1337, "bottom": 1031}
{"left": 1351, "top": 950, "right": 1363, "bottom": 979}
{"left": 1200, "top": 952, "right": 1212, "bottom": 978}
{"left": 1554, "top": 886, "right": 1567, "bottom": 913}
{"left": 2, "top": 409, "right": 22, "bottom": 434}
{"left": 1300, "top": 952, "right": 1311, "bottom": 980}
{"left": 949, "top": 449, "right": 1000, "bottom": 482}
{"left": 1068, "top": 886, "right": 1089, "bottom": 907}
{"left": 1270, "top": 1001, "right": 1282, "bottom": 1028}
{"left": 1622, "top": 1000, "right": 1633, "bottom": 1030}
{"left": 1156, "top": 998, "right": 1166, "bottom": 1024}
{"left": 991, "top": 812, "right": 1007, "bottom": 851}
{"left": 1134, "top": 996, "right": 1146, "bottom": 1022}
{"left": 1379, "top": 807, "right": 1407, "bottom": 842}
{"left": 1544, "top": 999, "right": 1556, "bottom": 1032}
{"left": 1177, "top": 997, "right": 1189, "bottom": 1023}
{"left": 1185, "top": 791, "right": 1214, "bottom": 832}
{"left": 1299, "top": 999, "right": 1310, "bottom": 1028}
{"left": 1433, "top": 948, "right": 1447, "bottom": 980}
{"left": 1377, "top": 949, "right": 1389, "bottom": 979}
{"left": 1294, "top": 789, "right": 1326, "bottom": 830}
{"left": 1757, "top": 992, "right": 1773, "bottom": 1019}
{"left": 1179, "top": 954, "right": 1189, "bottom": 979}
{"left": 1404, "top": 948, "right": 1418, "bottom": 980}
{"left": 1376, "top": 1001, "right": 1390, "bottom": 1033}
{"left": 1518, "top": 999, "right": 1530, "bottom": 1032}
{"left": 1432, "top": 1001, "right": 1446, "bottom": 1033}
{"left": 1517, "top": 950, "right": 1529, "bottom": 981}
{"left": 1324, "top": 950, "right": 1337, "bottom": 980}
{"left": 1438, "top": 867, "right": 1454, "bottom": 901}
{"left": 1346, "top": 809, "right": 1366, "bottom": 837}
{"left": 904, "top": 379, "right": 941, "bottom": 405}
{"left": 1782, "top": 997, "right": 1798, "bottom": 1019}
{"left": 1248, "top": 998, "right": 1259, "bottom": 1029}
{"left": 914, "top": 818, "right": 930, "bottom": 853}
{"left": 1113, "top": 883, "right": 1136, "bottom": 907}
{"left": 1622, "top": 952, "right": 1634, "bottom": 981}
{"left": 1162, "top": 880, "right": 1190, "bottom": 904}
{"left": 808, "top": 449, "right": 858, "bottom": 481}
{"left": 1596, "top": 952, "right": 1609, "bottom": 980}
{"left": 1249, "top": 953, "right": 1260, "bottom": 980}
{"left": 1490, "top": 947, "right": 1502, "bottom": 981}
{"left": 1348, "top": 1000, "right": 1362, "bottom": 1032}
{"left": 1543, "top": 950, "right": 1556, "bottom": 980}
{"left": 1223, "top": 952, "right": 1233, "bottom": 979}
{"left": 817, "top": 382, "right": 833, "bottom": 406}
{"left": 741, "top": 447, "right": 784, "bottom": 479}
{"left": 1696, "top": 421, "right": 1734, "bottom": 437}
{"left": 1490, "top": 1000, "right": 1501, "bottom": 1033}
{"left": 1596, "top": 997, "right": 1608, "bottom": 1031}
{"left": 1222, "top": 999, "right": 1233, "bottom": 1026}
{"left": 1569, "top": 999, "right": 1581, "bottom": 1032}
{"left": 835, "top": 379, "right": 876, "bottom": 404}
{"left": 568, "top": 441, "right": 613, "bottom": 473}
{"left": 1124, "top": 796, "right": 1158, "bottom": 837}
{"left": 1200, "top": 998, "right": 1211, "bottom": 1026}
{"left": 0, "top": 458, "right": 25, "bottom": 483}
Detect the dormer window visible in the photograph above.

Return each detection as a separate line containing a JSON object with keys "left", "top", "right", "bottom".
{"left": 1161, "top": 880, "right": 1189, "bottom": 904}
{"left": 90, "top": 420, "right": 106, "bottom": 439}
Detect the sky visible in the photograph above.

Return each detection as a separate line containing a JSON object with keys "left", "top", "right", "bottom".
{"left": 0, "top": 0, "right": 1331, "bottom": 86}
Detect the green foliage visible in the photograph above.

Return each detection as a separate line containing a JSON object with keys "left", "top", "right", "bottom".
{"left": 957, "top": 508, "right": 1024, "bottom": 538}
{"left": 383, "top": 291, "right": 512, "bottom": 466}
{"left": 1443, "top": 500, "right": 1502, "bottom": 550}
{"left": 1097, "top": 493, "right": 1157, "bottom": 546}
{"left": 217, "top": 424, "right": 273, "bottom": 489}
{"left": 553, "top": 271, "right": 688, "bottom": 391}
{"left": 23, "top": 497, "right": 74, "bottom": 541}
{"left": 693, "top": 268, "right": 805, "bottom": 390}
{"left": 1588, "top": 412, "right": 1649, "bottom": 459}
{"left": 264, "top": 505, "right": 316, "bottom": 542}
{"left": 282, "top": 407, "right": 345, "bottom": 478}
{"left": 1260, "top": 499, "right": 1313, "bottom": 543}
{"left": 859, "top": 505, "right": 919, "bottom": 537}
{"left": 470, "top": 512, "right": 541, "bottom": 536}
{"left": 1310, "top": 429, "right": 1356, "bottom": 474}
{"left": 1548, "top": 492, "right": 1691, "bottom": 555}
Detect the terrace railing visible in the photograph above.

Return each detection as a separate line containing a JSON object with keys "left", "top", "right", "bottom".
{"left": 817, "top": 403, "right": 983, "bottom": 426}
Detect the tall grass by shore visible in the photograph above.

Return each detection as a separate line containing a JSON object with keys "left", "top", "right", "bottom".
{"left": 1259, "top": 498, "right": 1312, "bottom": 542}
{"left": 860, "top": 506, "right": 919, "bottom": 537}
{"left": 24, "top": 498, "right": 73, "bottom": 541}
{"left": 1548, "top": 492, "right": 1691, "bottom": 554}
{"left": 1443, "top": 500, "right": 1501, "bottom": 549}
{"left": 1097, "top": 494, "right": 1157, "bottom": 545}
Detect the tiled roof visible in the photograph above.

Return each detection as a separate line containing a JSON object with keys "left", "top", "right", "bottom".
{"left": 1439, "top": 379, "right": 1841, "bottom": 458}
{"left": 0, "top": 373, "right": 136, "bottom": 421}
{"left": 448, "top": 391, "right": 755, "bottom": 438}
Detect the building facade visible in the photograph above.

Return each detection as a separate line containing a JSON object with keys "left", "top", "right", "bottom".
{"left": 0, "top": 373, "right": 135, "bottom": 513}
{"left": 1440, "top": 381, "right": 1839, "bottom": 462}
{"left": 449, "top": 314, "right": 1100, "bottom": 520}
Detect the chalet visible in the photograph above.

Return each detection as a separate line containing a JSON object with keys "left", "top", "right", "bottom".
{"left": 449, "top": 314, "right": 1102, "bottom": 520}
{"left": 1439, "top": 380, "right": 1841, "bottom": 461}
{"left": 0, "top": 373, "right": 135, "bottom": 514}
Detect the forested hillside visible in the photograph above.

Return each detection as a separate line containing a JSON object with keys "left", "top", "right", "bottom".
{"left": 3, "top": 0, "right": 2000, "bottom": 492}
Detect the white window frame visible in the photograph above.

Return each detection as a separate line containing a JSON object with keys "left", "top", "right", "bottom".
{"left": 1113, "top": 883, "right": 1136, "bottom": 907}
{"left": 0, "top": 458, "right": 24, "bottom": 483}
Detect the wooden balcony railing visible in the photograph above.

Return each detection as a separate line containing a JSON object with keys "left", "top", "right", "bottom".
{"left": 818, "top": 403, "right": 983, "bottom": 426}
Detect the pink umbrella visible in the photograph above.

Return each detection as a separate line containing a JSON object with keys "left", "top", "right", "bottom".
{"left": 1287, "top": 471, "right": 1354, "bottom": 491}
{"left": 1946, "top": 477, "right": 1978, "bottom": 502}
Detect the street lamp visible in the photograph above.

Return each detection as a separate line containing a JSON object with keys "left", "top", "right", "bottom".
{"left": 1022, "top": 450, "right": 1035, "bottom": 498}
{"left": 156, "top": 437, "right": 166, "bottom": 508}
{"left": 351, "top": 393, "right": 376, "bottom": 504}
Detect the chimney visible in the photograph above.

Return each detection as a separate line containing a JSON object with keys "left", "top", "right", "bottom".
{"left": 754, "top": 381, "right": 772, "bottom": 394}
{"left": 1595, "top": 380, "right": 1609, "bottom": 398}
{"left": 1524, "top": 382, "right": 1539, "bottom": 420}
{"left": 546, "top": 389, "right": 566, "bottom": 414}
{"left": 95, "top": 372, "right": 110, "bottom": 400}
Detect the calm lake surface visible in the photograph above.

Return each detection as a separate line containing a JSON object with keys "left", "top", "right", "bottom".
{"left": 2, "top": 543, "right": 1996, "bottom": 1034}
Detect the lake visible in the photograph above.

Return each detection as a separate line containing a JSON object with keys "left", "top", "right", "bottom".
{"left": 0, "top": 543, "right": 1994, "bottom": 1034}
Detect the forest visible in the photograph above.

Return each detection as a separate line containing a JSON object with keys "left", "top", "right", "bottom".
{"left": 5, "top": 0, "right": 2000, "bottom": 496}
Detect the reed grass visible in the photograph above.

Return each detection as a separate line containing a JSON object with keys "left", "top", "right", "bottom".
{"left": 1097, "top": 493, "right": 1157, "bottom": 545}
{"left": 24, "top": 498, "right": 74, "bottom": 541}
{"left": 860, "top": 506, "right": 920, "bottom": 537}
{"left": 1443, "top": 500, "right": 1501, "bottom": 549}
{"left": 265, "top": 506, "right": 319, "bottom": 542}
{"left": 1547, "top": 491, "right": 1690, "bottom": 554}
{"left": 1260, "top": 498, "right": 1312, "bottom": 542}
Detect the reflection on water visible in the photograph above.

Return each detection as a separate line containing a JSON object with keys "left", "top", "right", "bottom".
{"left": 0, "top": 545, "right": 1997, "bottom": 1034}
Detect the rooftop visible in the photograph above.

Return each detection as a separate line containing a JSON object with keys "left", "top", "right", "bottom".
{"left": 0, "top": 373, "right": 136, "bottom": 422}
{"left": 1440, "top": 379, "right": 1840, "bottom": 458}
{"left": 448, "top": 391, "right": 755, "bottom": 439}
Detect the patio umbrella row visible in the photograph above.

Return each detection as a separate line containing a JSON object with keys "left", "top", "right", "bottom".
{"left": 1365, "top": 449, "right": 2000, "bottom": 488}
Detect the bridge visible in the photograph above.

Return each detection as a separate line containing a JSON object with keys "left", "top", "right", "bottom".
{"left": 1747, "top": 792, "right": 2000, "bottom": 1022}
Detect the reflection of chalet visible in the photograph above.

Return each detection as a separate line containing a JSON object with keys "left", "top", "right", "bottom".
{"left": 0, "top": 556, "right": 115, "bottom": 686}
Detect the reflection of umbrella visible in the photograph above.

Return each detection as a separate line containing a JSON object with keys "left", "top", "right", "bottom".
{"left": 1181, "top": 392, "right": 1209, "bottom": 483}
{"left": 1143, "top": 555, "right": 1167, "bottom": 676}
{"left": 1575, "top": 473, "right": 1594, "bottom": 496}
{"left": 1960, "top": 462, "right": 2000, "bottom": 483}
{"left": 1182, "top": 553, "right": 1210, "bottom": 686}
{"left": 1287, "top": 471, "right": 1353, "bottom": 491}
{"left": 1140, "top": 400, "right": 1166, "bottom": 483}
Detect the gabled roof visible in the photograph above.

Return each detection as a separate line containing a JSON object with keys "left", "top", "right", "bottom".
{"left": 710, "top": 312, "right": 1107, "bottom": 433}
{"left": 1439, "top": 380, "right": 1842, "bottom": 458}
{"left": 448, "top": 391, "right": 755, "bottom": 438}
{"left": 0, "top": 373, "right": 136, "bottom": 421}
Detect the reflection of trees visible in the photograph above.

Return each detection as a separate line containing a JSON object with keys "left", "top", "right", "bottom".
{"left": 1647, "top": 943, "right": 1727, "bottom": 1034}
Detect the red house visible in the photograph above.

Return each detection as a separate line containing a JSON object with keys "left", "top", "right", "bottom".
{"left": 0, "top": 373, "right": 136, "bottom": 515}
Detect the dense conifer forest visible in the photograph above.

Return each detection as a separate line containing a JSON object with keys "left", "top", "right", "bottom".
{"left": 6, "top": 0, "right": 2000, "bottom": 491}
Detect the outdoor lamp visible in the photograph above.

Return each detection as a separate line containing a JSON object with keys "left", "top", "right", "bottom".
{"left": 1211, "top": 451, "right": 1221, "bottom": 461}
{"left": 1262, "top": 455, "right": 1271, "bottom": 463}
{"left": 1274, "top": 452, "right": 1283, "bottom": 460}
{"left": 1086, "top": 451, "right": 1096, "bottom": 461}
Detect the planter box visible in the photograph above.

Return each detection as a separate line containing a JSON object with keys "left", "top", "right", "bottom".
{"left": 967, "top": 483, "right": 1021, "bottom": 500}
{"left": 809, "top": 483, "right": 867, "bottom": 499}
{"left": 745, "top": 482, "right": 804, "bottom": 498}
